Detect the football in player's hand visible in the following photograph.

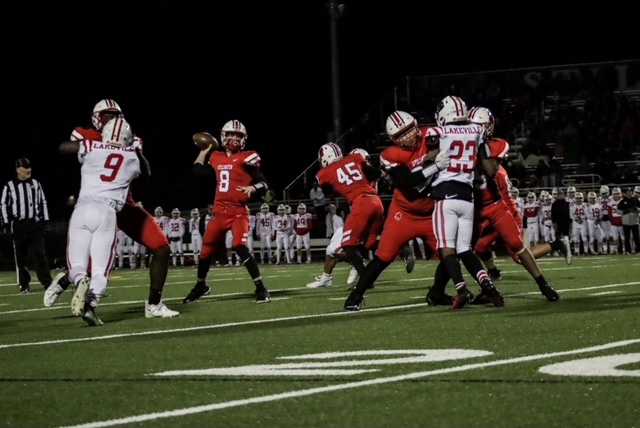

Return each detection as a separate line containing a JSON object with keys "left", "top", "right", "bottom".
{"left": 193, "top": 132, "right": 219, "bottom": 150}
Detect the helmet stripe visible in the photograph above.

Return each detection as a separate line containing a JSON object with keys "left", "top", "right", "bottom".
{"left": 390, "top": 111, "right": 405, "bottom": 128}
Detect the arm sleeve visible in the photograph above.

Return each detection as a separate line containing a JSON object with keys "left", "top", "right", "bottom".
{"left": 244, "top": 164, "right": 269, "bottom": 194}
{"left": 37, "top": 181, "right": 50, "bottom": 221}
{"left": 362, "top": 163, "right": 384, "bottom": 182}
{"left": 387, "top": 164, "right": 433, "bottom": 188}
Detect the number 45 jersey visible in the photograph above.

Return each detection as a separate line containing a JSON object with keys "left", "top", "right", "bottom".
{"left": 315, "top": 153, "right": 378, "bottom": 203}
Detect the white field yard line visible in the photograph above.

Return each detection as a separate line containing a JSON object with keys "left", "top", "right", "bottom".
{"left": 56, "top": 338, "right": 640, "bottom": 428}
{"left": 2, "top": 281, "right": 639, "bottom": 351}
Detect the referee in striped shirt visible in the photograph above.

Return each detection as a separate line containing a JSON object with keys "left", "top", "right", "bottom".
{"left": 1, "top": 158, "right": 54, "bottom": 293}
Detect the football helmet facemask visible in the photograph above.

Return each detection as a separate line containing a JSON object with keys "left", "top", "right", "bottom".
{"left": 386, "top": 111, "right": 420, "bottom": 149}
{"left": 599, "top": 185, "right": 610, "bottom": 197}
{"left": 191, "top": 208, "right": 199, "bottom": 218}
{"left": 297, "top": 203, "right": 306, "bottom": 214}
{"left": 277, "top": 204, "right": 286, "bottom": 215}
{"left": 92, "top": 99, "right": 123, "bottom": 131}
{"left": 220, "top": 120, "right": 247, "bottom": 153}
{"left": 435, "top": 96, "right": 468, "bottom": 126}
{"left": 154, "top": 207, "right": 163, "bottom": 217}
{"left": 171, "top": 208, "right": 180, "bottom": 219}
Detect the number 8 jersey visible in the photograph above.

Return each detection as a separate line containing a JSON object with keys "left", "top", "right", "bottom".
{"left": 209, "top": 150, "right": 261, "bottom": 211}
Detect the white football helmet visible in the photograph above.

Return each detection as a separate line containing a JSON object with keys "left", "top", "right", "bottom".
{"left": 220, "top": 120, "right": 247, "bottom": 153}
{"left": 435, "top": 96, "right": 468, "bottom": 126}
{"left": 260, "top": 203, "right": 269, "bottom": 213}
{"left": 587, "top": 191, "right": 597, "bottom": 204}
{"left": 154, "top": 207, "right": 163, "bottom": 217}
{"left": 171, "top": 208, "right": 180, "bottom": 219}
{"left": 527, "top": 192, "right": 536, "bottom": 203}
{"left": 635, "top": 185, "right": 640, "bottom": 197}
{"left": 386, "top": 111, "right": 420, "bottom": 149}
{"left": 318, "top": 143, "right": 343, "bottom": 167}
{"left": 567, "top": 186, "right": 576, "bottom": 199}
{"left": 543, "top": 193, "right": 552, "bottom": 204}
{"left": 612, "top": 187, "right": 622, "bottom": 201}
{"left": 551, "top": 188, "right": 558, "bottom": 199}
{"left": 467, "top": 106, "right": 495, "bottom": 136}
{"left": 277, "top": 204, "right": 286, "bottom": 215}
{"left": 297, "top": 203, "right": 306, "bottom": 214}
{"left": 599, "top": 185, "right": 610, "bottom": 197}
{"left": 191, "top": 208, "right": 199, "bottom": 218}
{"left": 575, "top": 192, "right": 584, "bottom": 204}
{"left": 510, "top": 187, "right": 519, "bottom": 198}
{"left": 92, "top": 99, "right": 123, "bottom": 131}
{"left": 102, "top": 118, "right": 133, "bottom": 147}
{"left": 350, "top": 148, "right": 370, "bottom": 162}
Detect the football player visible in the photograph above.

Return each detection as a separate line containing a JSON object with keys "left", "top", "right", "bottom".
{"left": 255, "top": 203, "right": 275, "bottom": 264}
{"left": 293, "top": 202, "right": 313, "bottom": 263}
{"left": 184, "top": 119, "right": 271, "bottom": 303}
{"left": 44, "top": 100, "right": 177, "bottom": 319}
{"left": 189, "top": 208, "right": 203, "bottom": 264}
{"left": 272, "top": 204, "right": 292, "bottom": 264}
{"left": 167, "top": 208, "right": 185, "bottom": 267}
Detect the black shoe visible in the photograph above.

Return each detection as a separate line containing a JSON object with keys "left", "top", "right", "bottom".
{"left": 488, "top": 268, "right": 502, "bottom": 281}
{"left": 479, "top": 279, "right": 505, "bottom": 307}
{"left": 255, "top": 286, "right": 271, "bottom": 303}
{"left": 182, "top": 282, "right": 211, "bottom": 304}
{"left": 81, "top": 302, "right": 103, "bottom": 326}
{"left": 344, "top": 291, "right": 364, "bottom": 312}
{"left": 451, "top": 286, "right": 474, "bottom": 310}
{"left": 539, "top": 283, "right": 560, "bottom": 302}
{"left": 425, "top": 286, "right": 453, "bottom": 306}
{"left": 19, "top": 286, "right": 30, "bottom": 294}
{"left": 469, "top": 291, "right": 492, "bottom": 305}
{"left": 401, "top": 244, "right": 415, "bottom": 274}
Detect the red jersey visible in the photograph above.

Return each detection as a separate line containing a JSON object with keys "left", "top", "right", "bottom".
{"left": 209, "top": 150, "right": 261, "bottom": 210}
{"left": 379, "top": 128, "right": 435, "bottom": 215}
{"left": 496, "top": 166, "right": 519, "bottom": 216}
{"left": 316, "top": 153, "right": 378, "bottom": 204}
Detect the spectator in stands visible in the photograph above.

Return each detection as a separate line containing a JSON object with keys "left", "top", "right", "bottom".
{"left": 309, "top": 181, "right": 327, "bottom": 219}
{"left": 535, "top": 158, "right": 552, "bottom": 187}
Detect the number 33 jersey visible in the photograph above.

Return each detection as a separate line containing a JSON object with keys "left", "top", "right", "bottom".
{"left": 315, "top": 153, "right": 378, "bottom": 204}
{"left": 77, "top": 139, "right": 141, "bottom": 208}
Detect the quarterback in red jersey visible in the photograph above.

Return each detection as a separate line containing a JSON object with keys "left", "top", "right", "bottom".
{"left": 344, "top": 111, "right": 452, "bottom": 311}
{"left": 183, "top": 119, "right": 271, "bottom": 304}
{"left": 468, "top": 107, "right": 561, "bottom": 302}
{"left": 316, "top": 142, "right": 385, "bottom": 279}
{"left": 44, "top": 99, "right": 177, "bottom": 319}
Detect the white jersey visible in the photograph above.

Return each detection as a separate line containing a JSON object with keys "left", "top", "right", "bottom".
{"left": 430, "top": 123, "right": 486, "bottom": 189}
{"left": 155, "top": 216, "right": 169, "bottom": 234}
{"left": 514, "top": 197, "right": 525, "bottom": 216}
{"left": 273, "top": 214, "right": 291, "bottom": 233}
{"left": 77, "top": 140, "right": 140, "bottom": 210}
{"left": 256, "top": 212, "right": 275, "bottom": 235}
{"left": 249, "top": 215, "right": 256, "bottom": 234}
{"left": 189, "top": 217, "right": 201, "bottom": 237}
{"left": 332, "top": 213, "right": 344, "bottom": 231}
{"left": 167, "top": 217, "right": 185, "bottom": 239}
{"left": 585, "top": 203, "right": 603, "bottom": 221}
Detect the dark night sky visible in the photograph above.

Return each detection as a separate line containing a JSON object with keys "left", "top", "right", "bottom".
{"left": 3, "top": 2, "right": 635, "bottom": 220}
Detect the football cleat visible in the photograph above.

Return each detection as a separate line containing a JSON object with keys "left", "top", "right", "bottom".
{"left": 469, "top": 291, "right": 491, "bottom": 305}
{"left": 182, "top": 283, "right": 211, "bottom": 304}
{"left": 425, "top": 286, "right": 453, "bottom": 306}
{"left": 306, "top": 275, "right": 333, "bottom": 289}
{"left": 145, "top": 301, "right": 180, "bottom": 318}
{"left": 344, "top": 292, "right": 364, "bottom": 312}
{"left": 82, "top": 304, "right": 103, "bottom": 327}
{"left": 451, "top": 286, "right": 474, "bottom": 310}
{"left": 44, "top": 272, "right": 68, "bottom": 307}
{"left": 401, "top": 244, "right": 415, "bottom": 274}
{"left": 255, "top": 286, "right": 272, "bottom": 303}
{"left": 538, "top": 283, "right": 560, "bottom": 302}
{"left": 71, "top": 277, "right": 90, "bottom": 316}
{"left": 479, "top": 279, "right": 505, "bottom": 307}
{"left": 347, "top": 266, "right": 359, "bottom": 285}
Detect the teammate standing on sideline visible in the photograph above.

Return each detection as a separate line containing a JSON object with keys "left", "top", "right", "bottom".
{"left": 183, "top": 120, "right": 272, "bottom": 304}
{"left": 1, "top": 158, "right": 58, "bottom": 294}
{"left": 43, "top": 99, "right": 177, "bottom": 319}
